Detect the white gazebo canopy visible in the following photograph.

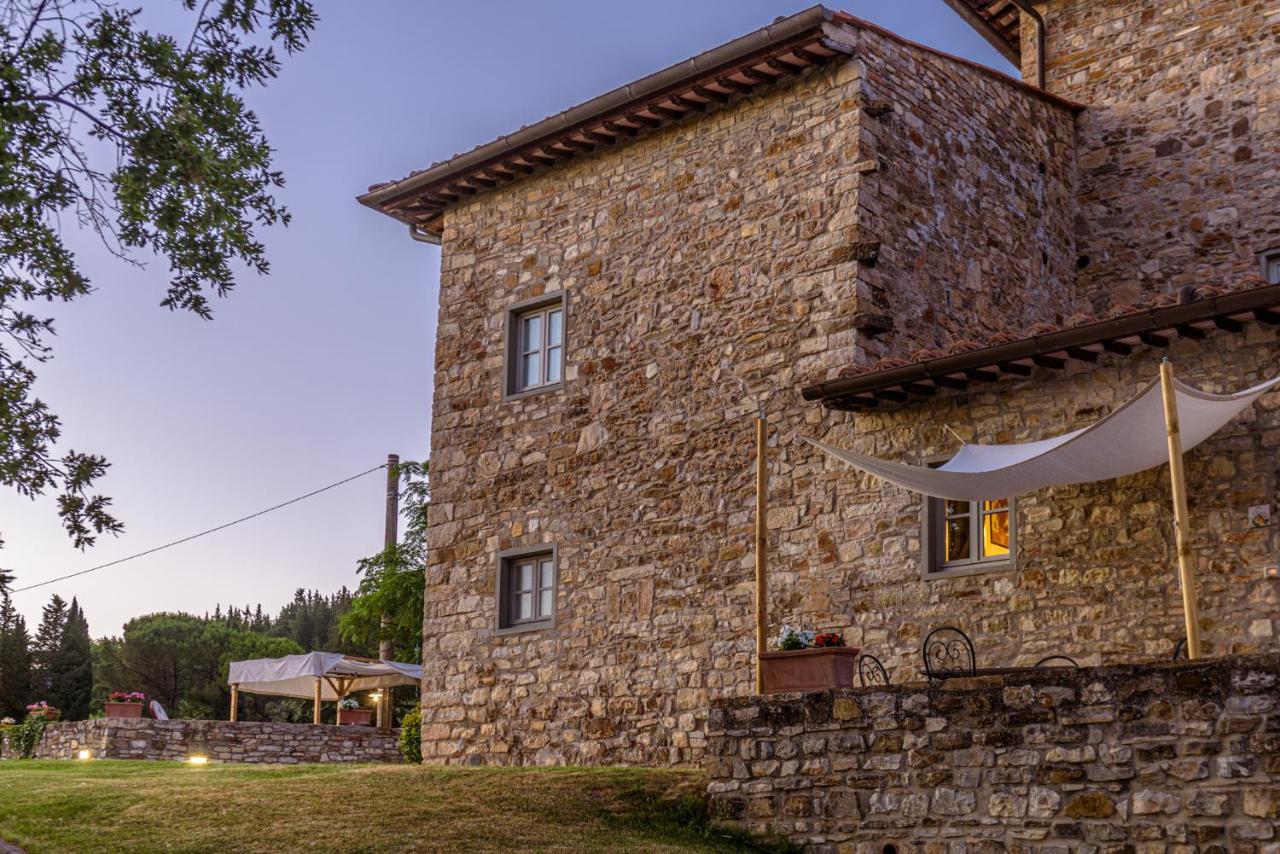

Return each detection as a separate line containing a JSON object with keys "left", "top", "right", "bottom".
{"left": 807, "top": 373, "right": 1280, "bottom": 501}
{"left": 227, "top": 652, "right": 422, "bottom": 701}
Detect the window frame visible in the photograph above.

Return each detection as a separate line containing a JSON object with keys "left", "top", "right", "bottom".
{"left": 504, "top": 292, "right": 567, "bottom": 400}
{"left": 920, "top": 458, "right": 1017, "bottom": 580}
{"left": 496, "top": 544, "right": 558, "bottom": 634}
{"left": 1262, "top": 248, "right": 1280, "bottom": 285}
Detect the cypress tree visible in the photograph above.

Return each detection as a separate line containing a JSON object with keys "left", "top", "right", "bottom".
{"left": 49, "top": 598, "right": 93, "bottom": 720}
{"left": 0, "top": 591, "right": 32, "bottom": 718}
{"left": 31, "top": 594, "right": 67, "bottom": 696}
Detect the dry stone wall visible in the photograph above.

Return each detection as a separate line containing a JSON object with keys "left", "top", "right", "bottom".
{"left": 28, "top": 719, "right": 401, "bottom": 764}
{"left": 706, "top": 656, "right": 1280, "bottom": 851}
{"left": 425, "top": 26, "right": 1081, "bottom": 767}
{"left": 1033, "top": 0, "right": 1280, "bottom": 311}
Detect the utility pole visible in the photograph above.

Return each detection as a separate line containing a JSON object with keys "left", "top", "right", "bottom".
{"left": 377, "top": 453, "right": 399, "bottom": 729}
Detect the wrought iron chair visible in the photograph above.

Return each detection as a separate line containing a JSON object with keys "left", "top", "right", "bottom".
{"left": 1034, "top": 655, "right": 1079, "bottom": 669}
{"left": 858, "top": 654, "right": 890, "bottom": 687}
{"left": 921, "top": 626, "right": 976, "bottom": 680}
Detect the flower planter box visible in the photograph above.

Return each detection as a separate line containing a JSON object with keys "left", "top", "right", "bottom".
{"left": 337, "top": 708, "right": 373, "bottom": 726}
{"left": 759, "top": 647, "right": 861, "bottom": 694}
{"left": 28, "top": 708, "right": 60, "bottom": 721}
{"left": 103, "top": 702, "right": 144, "bottom": 719}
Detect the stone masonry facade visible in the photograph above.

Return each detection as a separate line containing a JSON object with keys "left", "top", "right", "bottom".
{"left": 706, "top": 656, "right": 1280, "bottom": 851}
{"left": 23, "top": 719, "right": 401, "bottom": 764}
{"left": 1032, "top": 0, "right": 1280, "bottom": 311}
{"left": 417, "top": 4, "right": 1280, "bottom": 767}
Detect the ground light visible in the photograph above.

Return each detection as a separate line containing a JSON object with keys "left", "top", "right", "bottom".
{"left": 76, "top": 749, "right": 92, "bottom": 760}
{"left": 187, "top": 755, "right": 209, "bottom": 765}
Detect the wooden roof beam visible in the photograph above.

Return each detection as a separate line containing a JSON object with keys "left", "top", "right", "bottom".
{"left": 716, "top": 76, "right": 755, "bottom": 94}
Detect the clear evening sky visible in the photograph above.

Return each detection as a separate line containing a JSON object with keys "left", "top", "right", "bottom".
{"left": 1, "top": 1, "right": 1012, "bottom": 635}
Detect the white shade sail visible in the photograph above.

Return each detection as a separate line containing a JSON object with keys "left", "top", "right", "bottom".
{"left": 807, "top": 373, "right": 1280, "bottom": 500}
{"left": 227, "top": 652, "right": 422, "bottom": 700}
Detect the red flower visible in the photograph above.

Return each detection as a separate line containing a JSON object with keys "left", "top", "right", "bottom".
{"left": 812, "top": 632, "right": 846, "bottom": 648}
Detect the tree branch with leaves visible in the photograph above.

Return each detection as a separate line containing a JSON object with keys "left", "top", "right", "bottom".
{"left": 0, "top": 0, "right": 317, "bottom": 557}
{"left": 340, "top": 460, "right": 427, "bottom": 662}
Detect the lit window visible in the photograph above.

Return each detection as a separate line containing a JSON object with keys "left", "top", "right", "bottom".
{"left": 506, "top": 295, "right": 565, "bottom": 397}
{"left": 925, "top": 496, "right": 1015, "bottom": 577}
{"left": 497, "top": 547, "right": 557, "bottom": 631}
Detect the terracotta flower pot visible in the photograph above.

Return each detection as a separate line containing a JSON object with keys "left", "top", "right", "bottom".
{"left": 103, "top": 701, "right": 144, "bottom": 719}
{"left": 337, "top": 708, "right": 373, "bottom": 726}
{"left": 759, "top": 647, "right": 861, "bottom": 694}
{"left": 28, "top": 708, "right": 60, "bottom": 721}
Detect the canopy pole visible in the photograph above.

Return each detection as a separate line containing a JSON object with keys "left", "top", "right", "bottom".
{"left": 754, "top": 413, "right": 768, "bottom": 694}
{"left": 1159, "top": 360, "right": 1203, "bottom": 660}
{"left": 229, "top": 684, "right": 239, "bottom": 722}
{"left": 313, "top": 677, "right": 322, "bottom": 725}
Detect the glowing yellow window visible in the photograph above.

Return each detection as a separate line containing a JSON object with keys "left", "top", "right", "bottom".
{"left": 929, "top": 495, "right": 1014, "bottom": 574}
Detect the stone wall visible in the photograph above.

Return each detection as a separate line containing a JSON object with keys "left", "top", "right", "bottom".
{"left": 1033, "top": 0, "right": 1280, "bottom": 310}
{"left": 850, "top": 25, "right": 1079, "bottom": 359}
{"left": 424, "top": 21, "right": 1079, "bottom": 766}
{"left": 27, "top": 719, "right": 401, "bottom": 764}
{"left": 706, "top": 656, "right": 1280, "bottom": 851}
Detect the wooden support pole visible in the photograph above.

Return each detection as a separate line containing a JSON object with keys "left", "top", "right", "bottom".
{"left": 1159, "top": 360, "right": 1203, "bottom": 660}
{"left": 755, "top": 414, "right": 768, "bottom": 694}
{"left": 313, "top": 677, "right": 322, "bottom": 725}
{"left": 229, "top": 684, "right": 239, "bottom": 722}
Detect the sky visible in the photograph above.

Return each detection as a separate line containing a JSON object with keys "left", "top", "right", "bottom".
{"left": 1, "top": 1, "right": 1013, "bottom": 636}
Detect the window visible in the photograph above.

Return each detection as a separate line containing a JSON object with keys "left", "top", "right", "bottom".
{"left": 923, "top": 496, "right": 1016, "bottom": 577}
{"left": 1262, "top": 249, "right": 1280, "bottom": 285}
{"left": 505, "top": 294, "right": 565, "bottom": 397}
{"left": 497, "top": 546, "right": 557, "bottom": 631}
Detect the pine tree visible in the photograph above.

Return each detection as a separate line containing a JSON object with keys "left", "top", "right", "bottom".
{"left": 0, "top": 591, "right": 33, "bottom": 718}
{"left": 49, "top": 598, "right": 93, "bottom": 720}
{"left": 31, "top": 594, "right": 67, "bottom": 696}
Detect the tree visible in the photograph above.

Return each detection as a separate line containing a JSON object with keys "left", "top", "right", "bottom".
{"left": 0, "top": 590, "right": 32, "bottom": 717}
{"left": 48, "top": 597, "right": 91, "bottom": 719}
{"left": 340, "top": 460, "right": 428, "bottom": 662}
{"left": 0, "top": 0, "right": 317, "bottom": 554}
{"left": 30, "top": 592, "right": 66, "bottom": 694}
{"left": 94, "top": 611, "right": 300, "bottom": 720}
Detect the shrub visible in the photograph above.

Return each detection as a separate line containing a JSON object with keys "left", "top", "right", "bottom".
{"left": 10, "top": 715, "right": 49, "bottom": 759}
{"left": 398, "top": 707, "right": 422, "bottom": 764}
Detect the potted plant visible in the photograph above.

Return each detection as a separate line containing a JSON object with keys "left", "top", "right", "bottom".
{"left": 337, "top": 697, "right": 373, "bottom": 726}
{"left": 25, "top": 701, "right": 60, "bottom": 721}
{"left": 759, "top": 626, "right": 860, "bottom": 694}
{"left": 104, "top": 692, "right": 146, "bottom": 719}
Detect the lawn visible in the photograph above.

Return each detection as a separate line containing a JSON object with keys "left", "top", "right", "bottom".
{"left": 0, "top": 761, "right": 779, "bottom": 853}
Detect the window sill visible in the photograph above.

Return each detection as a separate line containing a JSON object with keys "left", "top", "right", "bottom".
{"left": 503, "top": 381, "right": 564, "bottom": 403}
{"left": 924, "top": 560, "right": 1016, "bottom": 581}
{"left": 495, "top": 620, "right": 554, "bottom": 636}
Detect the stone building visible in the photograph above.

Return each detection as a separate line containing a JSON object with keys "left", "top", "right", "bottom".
{"left": 360, "top": 2, "right": 1280, "bottom": 769}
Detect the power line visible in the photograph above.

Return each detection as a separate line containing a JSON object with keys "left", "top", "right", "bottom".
{"left": 10, "top": 463, "right": 388, "bottom": 594}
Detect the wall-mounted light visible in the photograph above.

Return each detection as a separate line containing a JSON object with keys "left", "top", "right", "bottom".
{"left": 187, "top": 755, "right": 209, "bottom": 765}
{"left": 76, "top": 749, "right": 92, "bottom": 760}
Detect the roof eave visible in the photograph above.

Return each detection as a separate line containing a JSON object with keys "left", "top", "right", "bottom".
{"left": 357, "top": 5, "right": 854, "bottom": 234}
{"left": 803, "top": 284, "right": 1280, "bottom": 411}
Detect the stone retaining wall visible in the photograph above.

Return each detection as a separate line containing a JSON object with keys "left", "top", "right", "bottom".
{"left": 706, "top": 655, "right": 1280, "bottom": 851}
{"left": 28, "top": 719, "right": 402, "bottom": 764}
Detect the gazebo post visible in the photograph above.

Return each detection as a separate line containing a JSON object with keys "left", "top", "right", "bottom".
{"left": 754, "top": 409, "right": 768, "bottom": 694}
{"left": 1159, "top": 359, "right": 1203, "bottom": 660}
{"left": 313, "top": 677, "right": 322, "bottom": 725}
{"left": 229, "top": 684, "right": 239, "bottom": 722}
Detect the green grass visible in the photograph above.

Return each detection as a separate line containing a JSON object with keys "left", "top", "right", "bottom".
{"left": 0, "top": 761, "right": 781, "bottom": 853}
